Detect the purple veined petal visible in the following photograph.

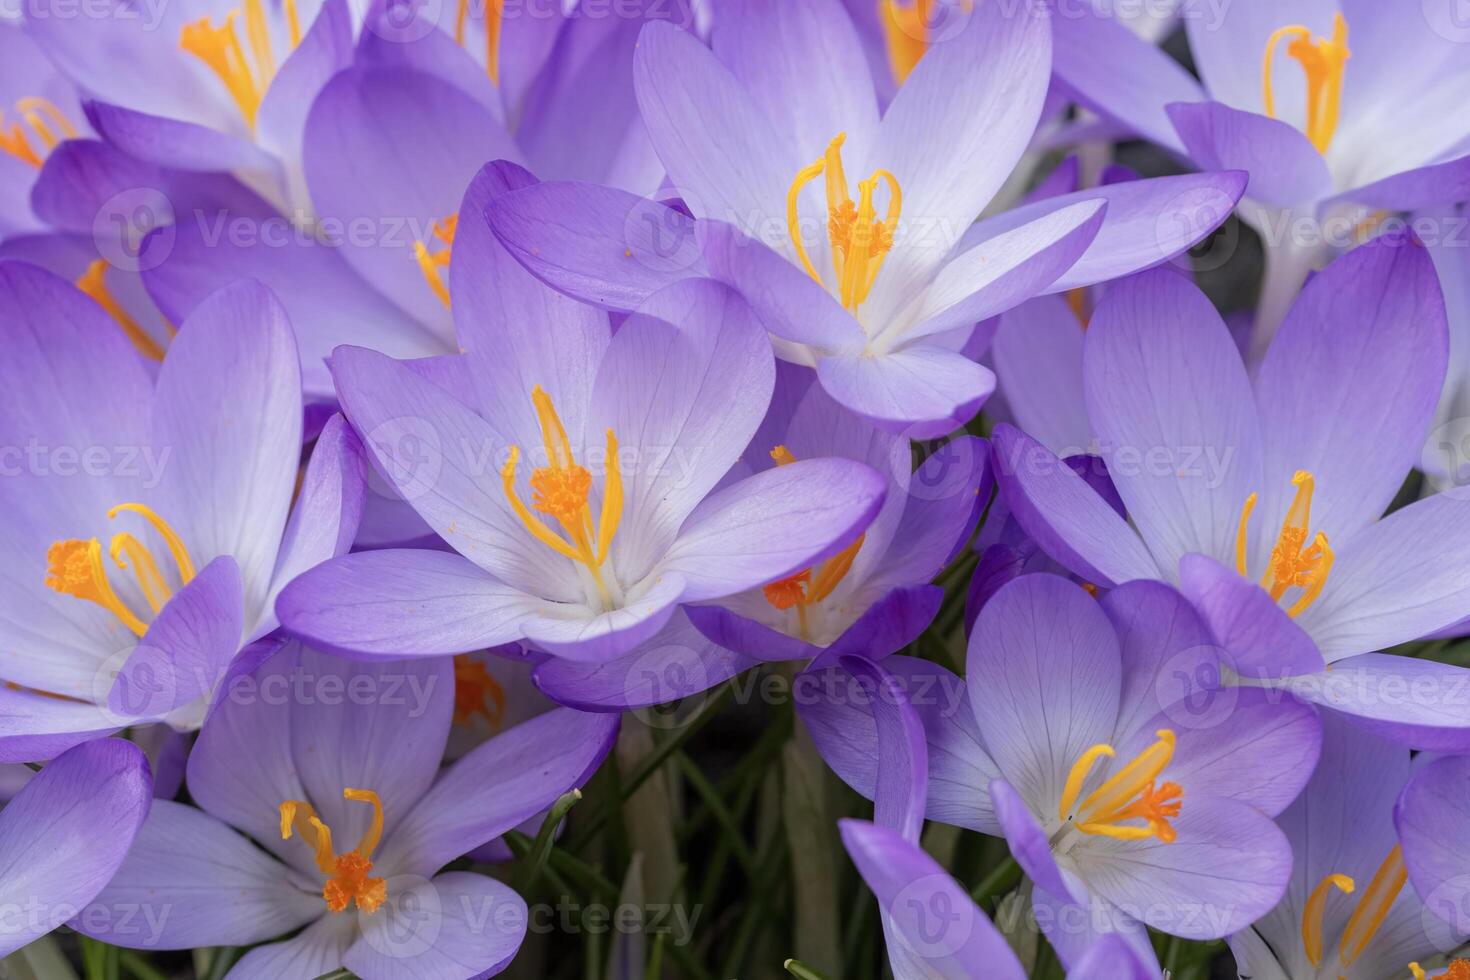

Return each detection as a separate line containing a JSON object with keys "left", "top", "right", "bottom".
{"left": 989, "top": 425, "right": 1160, "bottom": 588}
{"left": 697, "top": 220, "right": 866, "bottom": 355}
{"left": 1049, "top": 1, "right": 1204, "bottom": 154}
{"left": 838, "top": 819, "right": 1026, "bottom": 980}
{"left": 859, "top": 0, "right": 1051, "bottom": 327}
{"left": 485, "top": 180, "right": 705, "bottom": 313}
{"left": 660, "top": 458, "right": 886, "bottom": 601}
{"left": 819, "top": 585, "right": 944, "bottom": 662}
{"left": 75, "top": 799, "right": 319, "bottom": 949}
{"left": 799, "top": 655, "right": 1000, "bottom": 834}
{"left": 517, "top": 572, "right": 687, "bottom": 664}
{"left": 277, "top": 549, "right": 545, "bottom": 660}
{"left": 1029, "top": 870, "right": 1160, "bottom": 973}
{"left": 992, "top": 296, "right": 1092, "bottom": 457}
{"left": 532, "top": 609, "right": 757, "bottom": 711}
{"left": 1074, "top": 796, "right": 1293, "bottom": 939}
{"left": 344, "top": 871, "right": 528, "bottom": 980}
{"left": 684, "top": 600, "right": 820, "bottom": 664}
{"left": 1255, "top": 231, "right": 1447, "bottom": 544}
{"left": 1066, "top": 934, "right": 1159, "bottom": 980}
{"left": 0, "top": 153, "right": 39, "bottom": 237}
{"left": 871, "top": 436, "right": 990, "bottom": 590}
{"left": 225, "top": 914, "right": 358, "bottom": 980}
{"left": 816, "top": 343, "right": 995, "bottom": 439}
{"left": 593, "top": 279, "right": 774, "bottom": 586}
{"left": 957, "top": 171, "right": 1247, "bottom": 294}
{"left": 1397, "top": 755, "right": 1470, "bottom": 934}
{"left": 0, "top": 739, "right": 150, "bottom": 957}
{"left": 260, "top": 415, "right": 367, "bottom": 639}
{"left": 375, "top": 708, "right": 618, "bottom": 876}
{"left": 895, "top": 199, "right": 1107, "bottom": 345}
{"left": 354, "top": 0, "right": 502, "bottom": 120}
{"left": 83, "top": 101, "right": 280, "bottom": 177}
{"left": 991, "top": 778, "right": 1072, "bottom": 901}
{"left": 967, "top": 574, "right": 1121, "bottom": 819}
{"left": 1279, "top": 652, "right": 1470, "bottom": 752}
{"left": 253, "top": 0, "right": 353, "bottom": 171}
{"left": 1176, "top": 554, "right": 1325, "bottom": 679}
{"left": 1084, "top": 267, "right": 1264, "bottom": 577}
{"left": 633, "top": 21, "right": 797, "bottom": 234}
{"left": 107, "top": 555, "right": 244, "bottom": 721}
{"left": 1328, "top": 153, "right": 1470, "bottom": 212}
{"left": 0, "top": 684, "right": 118, "bottom": 765}
{"left": 1294, "top": 492, "right": 1470, "bottom": 659}
{"left": 833, "top": 656, "right": 927, "bottom": 842}
{"left": 303, "top": 65, "right": 521, "bottom": 334}
{"left": 1183, "top": 0, "right": 1338, "bottom": 120}
{"left": 711, "top": 0, "right": 879, "bottom": 170}
{"left": 1165, "top": 102, "right": 1332, "bottom": 208}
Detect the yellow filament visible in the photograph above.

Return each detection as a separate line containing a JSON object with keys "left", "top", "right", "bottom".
{"left": 243, "top": 0, "right": 275, "bottom": 82}
{"left": 1262, "top": 13, "right": 1350, "bottom": 153}
{"left": 284, "top": 0, "right": 301, "bottom": 45}
{"left": 759, "top": 445, "right": 865, "bottom": 626}
{"left": 108, "top": 504, "right": 197, "bottom": 583}
{"left": 414, "top": 214, "right": 457, "bottom": 308}
{"left": 109, "top": 534, "right": 171, "bottom": 614}
{"left": 76, "top": 260, "right": 166, "bottom": 362}
{"left": 1, "top": 97, "right": 78, "bottom": 168}
{"left": 1061, "top": 730, "right": 1182, "bottom": 844}
{"left": 1058, "top": 744, "right": 1116, "bottom": 822}
{"left": 180, "top": 0, "right": 305, "bottom": 130}
{"left": 879, "top": 0, "right": 932, "bottom": 84}
{"left": 45, "top": 505, "right": 195, "bottom": 637}
{"left": 1235, "top": 471, "right": 1333, "bottom": 617}
{"left": 1340, "top": 845, "right": 1407, "bottom": 966}
{"left": 1234, "top": 492, "right": 1256, "bottom": 577}
{"left": 280, "top": 789, "right": 387, "bottom": 914}
{"left": 454, "top": 0, "right": 504, "bottom": 84}
{"left": 1301, "top": 872, "right": 1354, "bottom": 967}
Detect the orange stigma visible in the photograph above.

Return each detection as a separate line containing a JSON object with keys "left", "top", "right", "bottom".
{"left": 1262, "top": 12, "right": 1350, "bottom": 153}
{"left": 1059, "top": 730, "right": 1182, "bottom": 843}
{"left": 1235, "top": 470, "right": 1334, "bottom": 617}
{"left": 454, "top": 0, "right": 504, "bottom": 84}
{"left": 414, "top": 213, "right": 457, "bottom": 307}
{"left": 180, "top": 0, "right": 302, "bottom": 130}
{"left": 280, "top": 788, "right": 387, "bottom": 914}
{"left": 0, "top": 97, "right": 78, "bottom": 169}
{"left": 76, "top": 260, "right": 168, "bottom": 362}
{"left": 453, "top": 654, "right": 507, "bottom": 728}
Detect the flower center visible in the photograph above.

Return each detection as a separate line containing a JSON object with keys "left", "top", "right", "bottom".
{"left": 502, "top": 386, "right": 623, "bottom": 608}
{"left": 76, "top": 260, "right": 169, "bottom": 362}
{"left": 786, "top": 134, "right": 902, "bottom": 315}
{"left": 1262, "top": 12, "right": 1350, "bottom": 154}
{"left": 45, "top": 504, "right": 196, "bottom": 638}
{"left": 1058, "top": 729, "right": 1183, "bottom": 843}
{"left": 1302, "top": 845, "right": 1406, "bottom": 970}
{"left": 760, "top": 446, "right": 864, "bottom": 642}
{"left": 0, "top": 97, "right": 78, "bottom": 169}
{"left": 414, "top": 213, "right": 458, "bottom": 308}
{"left": 453, "top": 654, "right": 506, "bottom": 729}
{"left": 1235, "top": 470, "right": 1334, "bottom": 617}
{"left": 280, "top": 788, "right": 387, "bottom": 914}
{"left": 1412, "top": 961, "right": 1470, "bottom": 979}
{"left": 454, "top": 0, "right": 504, "bottom": 84}
{"left": 180, "top": 0, "right": 301, "bottom": 131}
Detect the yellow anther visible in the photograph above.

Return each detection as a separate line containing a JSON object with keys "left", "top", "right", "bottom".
{"left": 0, "top": 97, "right": 78, "bottom": 168}
{"left": 414, "top": 213, "right": 457, "bottom": 308}
{"left": 1061, "top": 730, "right": 1182, "bottom": 844}
{"left": 76, "top": 260, "right": 166, "bottom": 362}
{"left": 1262, "top": 12, "right": 1350, "bottom": 153}
{"left": 455, "top": 0, "right": 505, "bottom": 84}
{"left": 280, "top": 789, "right": 387, "bottom": 914}
{"left": 180, "top": 0, "right": 303, "bottom": 130}
{"left": 1301, "top": 872, "right": 1354, "bottom": 967}
{"left": 1236, "top": 472, "right": 1333, "bottom": 617}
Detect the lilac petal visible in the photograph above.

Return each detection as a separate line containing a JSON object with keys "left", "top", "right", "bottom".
{"left": 1184, "top": 0, "right": 1339, "bottom": 120}
{"left": 1166, "top": 101, "right": 1332, "bottom": 207}
{"left": 820, "top": 586, "right": 943, "bottom": 662}
{"left": 967, "top": 574, "right": 1120, "bottom": 818}
{"left": 1029, "top": 872, "right": 1160, "bottom": 973}
{"left": 838, "top": 820, "right": 1025, "bottom": 980}
{"left": 661, "top": 459, "right": 885, "bottom": 601}
{"left": 684, "top": 602, "right": 818, "bottom": 663}
{"left": 0, "top": 739, "right": 151, "bottom": 957}
{"left": 1280, "top": 653, "right": 1470, "bottom": 752}
{"left": 1068, "top": 935, "right": 1159, "bottom": 980}
{"left": 872, "top": 436, "right": 991, "bottom": 589}
{"left": 532, "top": 611, "right": 756, "bottom": 711}
{"left": 83, "top": 101, "right": 278, "bottom": 174}
{"left": 1084, "top": 268, "right": 1263, "bottom": 576}
{"left": 0, "top": 687, "right": 117, "bottom": 765}
{"left": 277, "top": 549, "right": 542, "bottom": 659}
{"left": 376, "top": 708, "right": 618, "bottom": 875}
{"left": 991, "top": 778, "right": 1071, "bottom": 900}
{"left": 345, "top": 872, "right": 527, "bottom": 980}
{"left": 1255, "top": 231, "right": 1447, "bottom": 543}
{"left": 1075, "top": 798, "right": 1292, "bottom": 939}
{"left": 108, "top": 556, "right": 243, "bottom": 720}
{"left": 1397, "top": 755, "right": 1470, "bottom": 933}
{"left": 486, "top": 180, "right": 704, "bottom": 313}
{"left": 835, "top": 657, "right": 927, "bottom": 842}
{"left": 1176, "top": 554, "right": 1324, "bottom": 679}
{"left": 517, "top": 573, "right": 687, "bottom": 663}
{"left": 989, "top": 425, "right": 1159, "bottom": 587}
{"left": 152, "top": 279, "right": 302, "bottom": 626}
{"left": 1333, "top": 154, "right": 1470, "bottom": 212}
{"left": 992, "top": 296, "right": 1091, "bottom": 457}
{"left": 253, "top": 0, "right": 354, "bottom": 169}
{"left": 76, "top": 799, "right": 318, "bottom": 949}
{"left": 816, "top": 344, "right": 995, "bottom": 439}
{"left": 226, "top": 915, "right": 357, "bottom": 980}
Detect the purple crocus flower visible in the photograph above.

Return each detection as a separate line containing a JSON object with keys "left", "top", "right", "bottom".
{"left": 993, "top": 230, "right": 1470, "bottom": 749}
{"left": 76, "top": 642, "right": 617, "bottom": 978}
{"left": 0, "top": 739, "right": 151, "bottom": 957}
{"left": 485, "top": 0, "right": 1245, "bottom": 438}
{"left": 1050, "top": 0, "right": 1470, "bottom": 345}
{"left": 1228, "top": 713, "right": 1467, "bottom": 980}
{"left": 277, "top": 273, "right": 886, "bottom": 665}
{"left": 803, "top": 574, "right": 1318, "bottom": 959}
{"left": 0, "top": 262, "right": 364, "bottom": 761}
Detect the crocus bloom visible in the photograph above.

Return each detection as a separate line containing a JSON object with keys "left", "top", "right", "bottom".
{"left": 486, "top": 0, "right": 1244, "bottom": 437}
{"left": 278, "top": 275, "right": 886, "bottom": 664}
{"left": 804, "top": 575, "right": 1317, "bottom": 959}
{"left": 0, "top": 739, "right": 151, "bottom": 957}
{"left": 0, "top": 262, "right": 364, "bottom": 760}
{"left": 994, "top": 231, "right": 1470, "bottom": 749}
{"left": 76, "top": 642, "right": 618, "bottom": 977}
{"left": 1228, "top": 713, "right": 1467, "bottom": 979}
{"left": 1050, "top": 0, "right": 1470, "bottom": 345}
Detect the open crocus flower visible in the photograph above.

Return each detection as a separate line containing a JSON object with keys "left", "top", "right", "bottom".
{"left": 0, "top": 739, "right": 151, "bottom": 958}
{"left": 485, "top": 0, "right": 1245, "bottom": 438}
{"left": 76, "top": 642, "right": 618, "bottom": 978}
{"left": 1050, "top": 0, "right": 1470, "bottom": 346}
{"left": 1229, "top": 714, "right": 1467, "bottom": 980}
{"left": 277, "top": 275, "right": 886, "bottom": 664}
{"left": 995, "top": 231, "right": 1470, "bottom": 749}
{"left": 803, "top": 575, "right": 1317, "bottom": 959}
{"left": 0, "top": 22, "right": 91, "bottom": 236}
{"left": 0, "top": 263, "right": 364, "bottom": 761}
